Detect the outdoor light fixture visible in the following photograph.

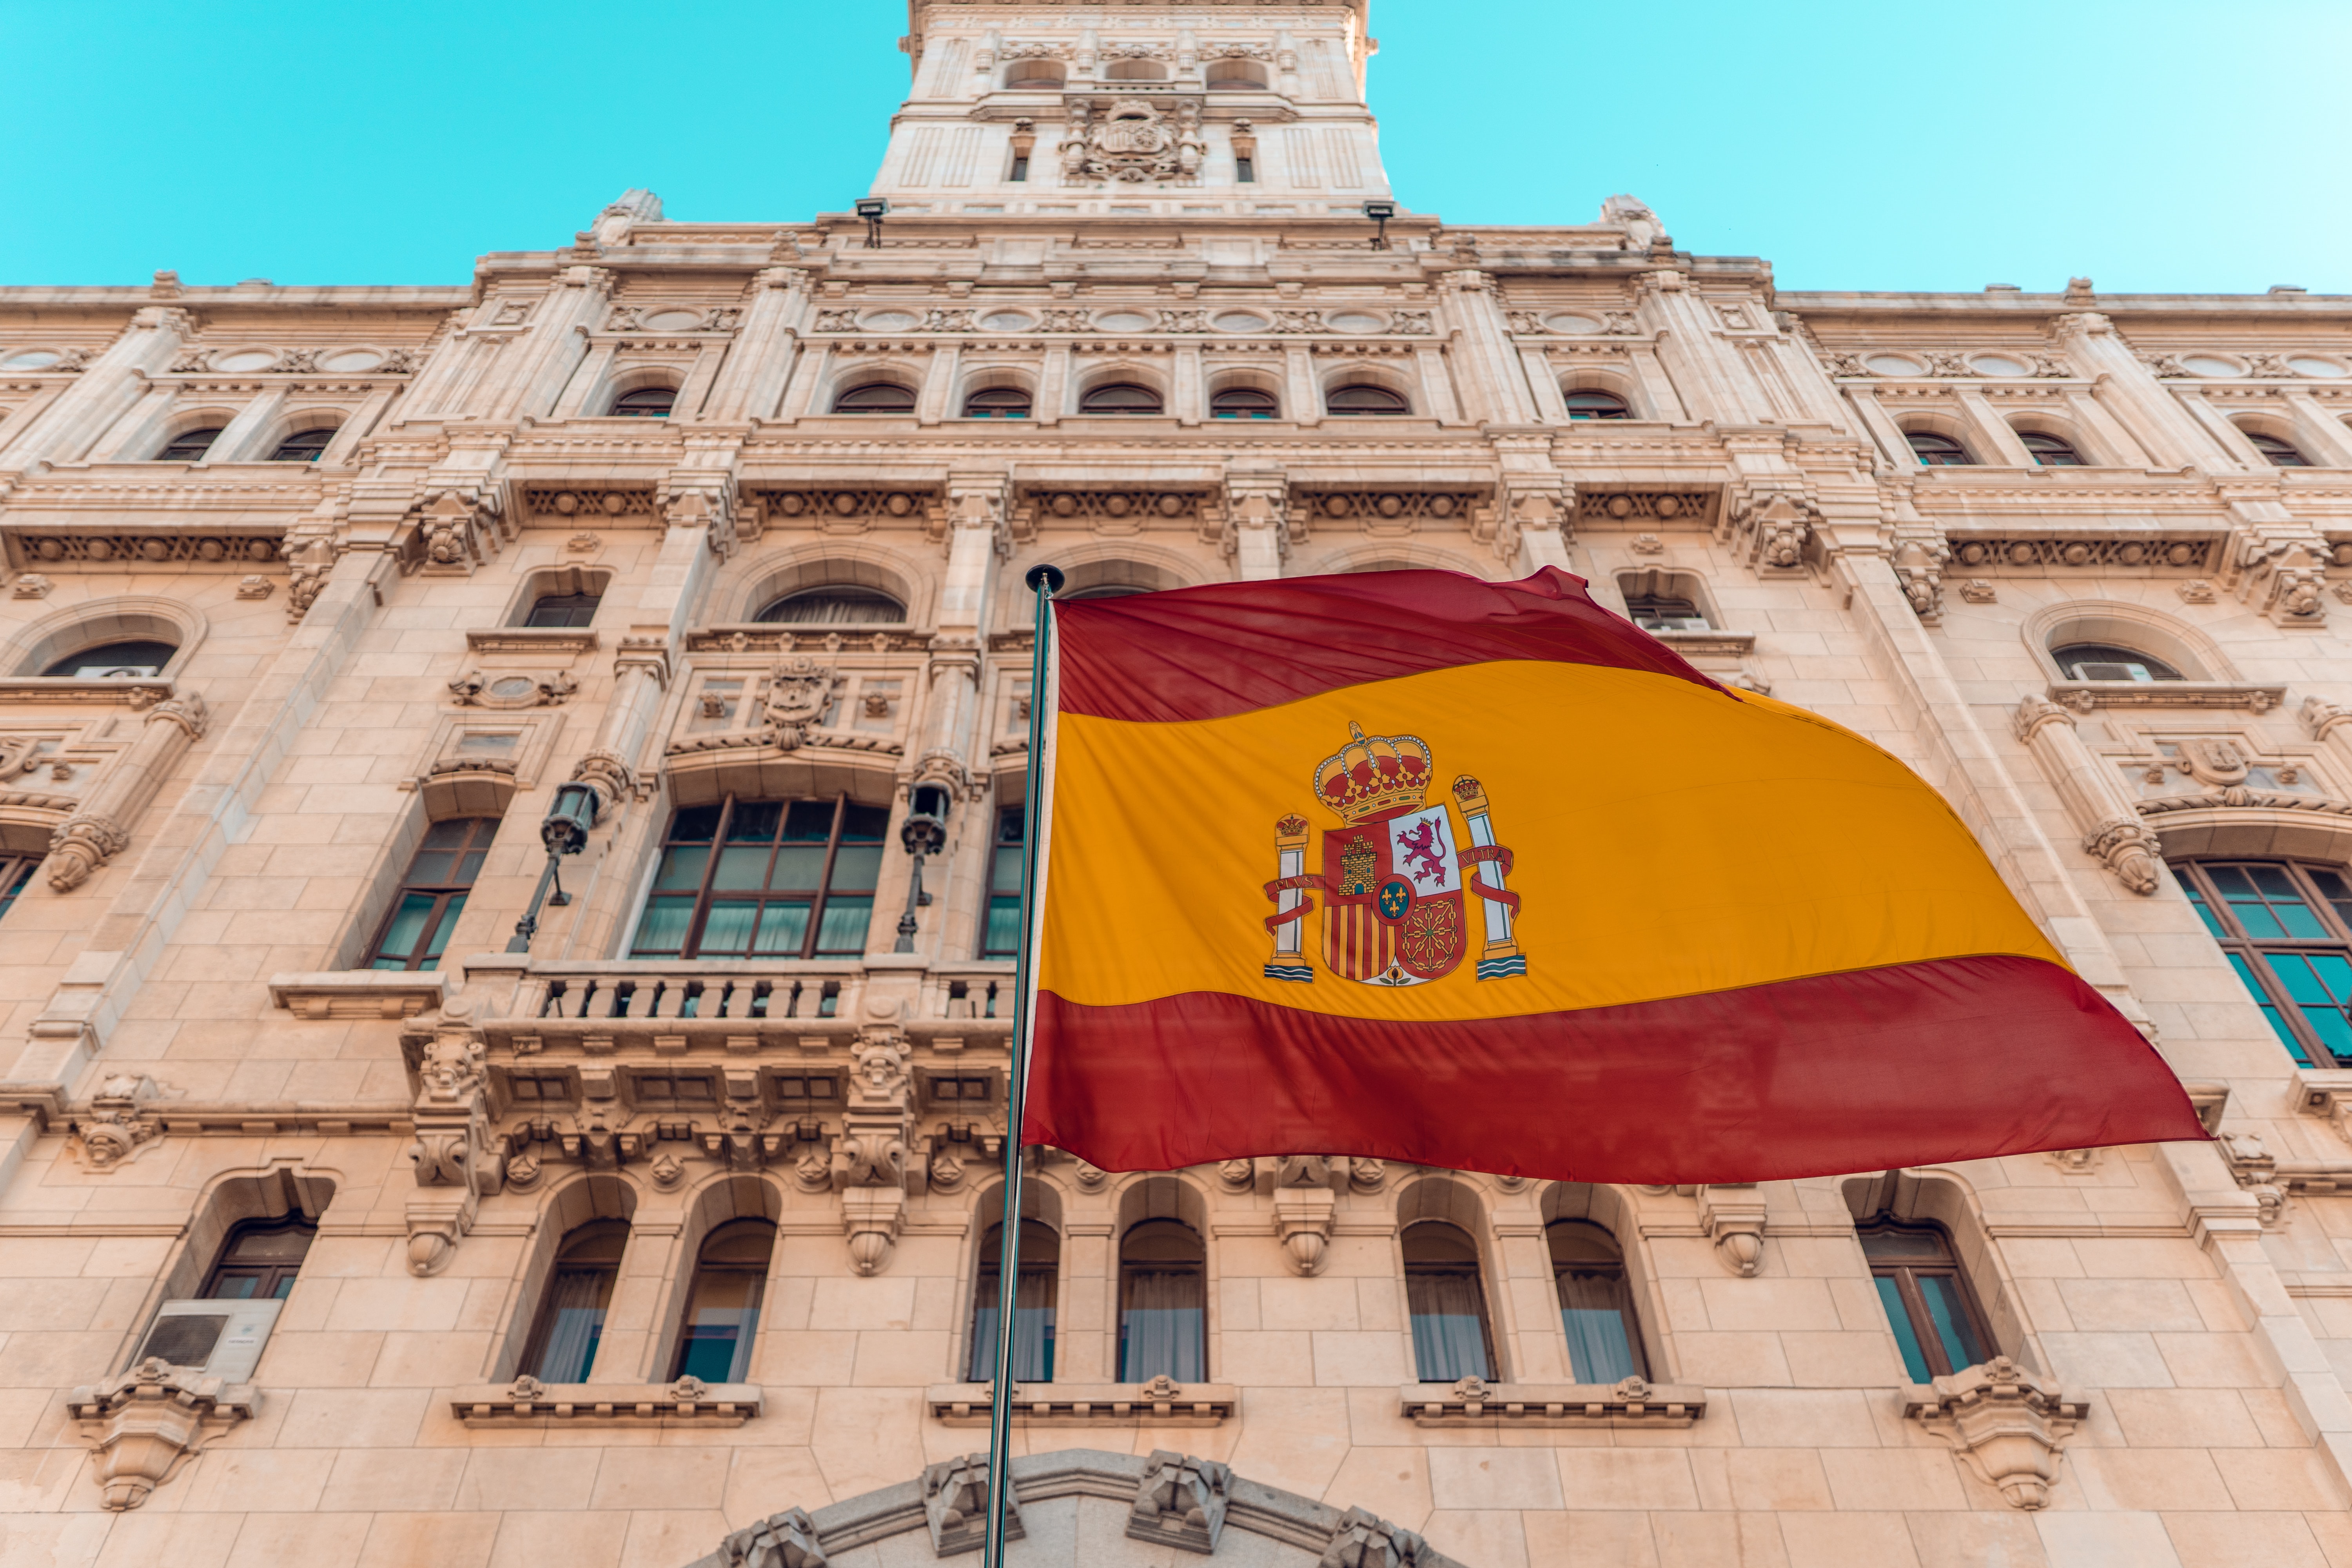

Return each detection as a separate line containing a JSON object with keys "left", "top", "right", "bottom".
{"left": 507, "top": 780, "right": 599, "bottom": 953}
{"left": 1362, "top": 200, "right": 1397, "bottom": 250}
{"left": 856, "top": 198, "right": 889, "bottom": 248}
{"left": 893, "top": 782, "right": 953, "bottom": 953}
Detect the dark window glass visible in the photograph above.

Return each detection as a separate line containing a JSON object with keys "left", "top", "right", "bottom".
{"left": 2021, "top": 431, "right": 2084, "bottom": 466}
{"left": 1859, "top": 1217, "right": 1992, "bottom": 1381}
{"left": 969, "top": 1218, "right": 1058, "bottom": 1382}
{"left": 43, "top": 639, "right": 178, "bottom": 678}
{"left": 521, "top": 1220, "right": 628, "bottom": 1383}
{"left": 0, "top": 857, "right": 34, "bottom": 923}
{"left": 1327, "top": 384, "right": 1410, "bottom": 416}
{"left": 2050, "top": 642, "right": 2183, "bottom": 683}
{"left": 368, "top": 817, "right": 498, "bottom": 971}
{"left": 1005, "top": 64, "right": 1064, "bottom": 88}
{"left": 1009, "top": 154, "right": 1031, "bottom": 182}
{"left": 1060, "top": 584, "right": 1153, "bottom": 601}
{"left": 2178, "top": 859, "right": 2352, "bottom": 1066}
{"left": 1207, "top": 62, "right": 1267, "bottom": 88}
{"left": 1624, "top": 594, "right": 1709, "bottom": 632}
{"left": 611, "top": 387, "right": 676, "bottom": 418}
{"left": 1548, "top": 1220, "right": 1646, "bottom": 1384}
{"left": 832, "top": 382, "right": 918, "bottom": 414}
{"left": 1080, "top": 382, "right": 1163, "bottom": 415}
{"left": 1563, "top": 389, "right": 1631, "bottom": 420}
{"left": 753, "top": 586, "right": 906, "bottom": 625}
{"left": 202, "top": 1216, "right": 317, "bottom": 1301}
{"left": 672, "top": 1219, "right": 774, "bottom": 1383}
{"left": 2249, "top": 432, "right": 2310, "bottom": 468}
{"left": 631, "top": 795, "right": 888, "bottom": 960}
{"left": 268, "top": 428, "right": 337, "bottom": 463}
{"left": 1906, "top": 430, "right": 1975, "bottom": 466}
{"left": 1118, "top": 1218, "right": 1206, "bottom": 1381}
{"left": 1236, "top": 156, "right": 1256, "bottom": 183}
{"left": 964, "top": 386, "right": 1033, "bottom": 419}
{"left": 1210, "top": 387, "right": 1279, "bottom": 420}
{"left": 524, "top": 591, "right": 602, "bottom": 628}
{"left": 982, "top": 805, "right": 1025, "bottom": 958}
{"left": 1403, "top": 1221, "right": 1493, "bottom": 1382}
{"left": 158, "top": 427, "right": 224, "bottom": 461}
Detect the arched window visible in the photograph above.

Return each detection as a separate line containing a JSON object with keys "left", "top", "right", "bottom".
{"left": 1206, "top": 59, "right": 1269, "bottom": 89}
{"left": 1061, "top": 584, "right": 1155, "bottom": 601}
{"left": 42, "top": 640, "right": 177, "bottom": 679}
{"left": 2176, "top": 858, "right": 2352, "bottom": 1067}
{"left": 2050, "top": 642, "right": 2183, "bottom": 683}
{"left": 753, "top": 586, "right": 906, "bottom": 625}
{"left": 157, "top": 427, "right": 224, "bottom": 462}
{"left": 1858, "top": 1215, "right": 1992, "bottom": 1381}
{"left": 1210, "top": 387, "right": 1279, "bottom": 420}
{"left": 1327, "top": 384, "right": 1410, "bottom": 416}
{"left": 832, "top": 382, "right": 918, "bottom": 414}
{"left": 202, "top": 1216, "right": 317, "bottom": 1300}
{"left": 1906, "top": 430, "right": 1975, "bottom": 466}
{"left": 1104, "top": 58, "right": 1169, "bottom": 81}
{"left": 630, "top": 795, "right": 889, "bottom": 960}
{"left": 1080, "top": 382, "right": 1164, "bottom": 415}
{"left": 1118, "top": 1218, "right": 1206, "bottom": 1381}
{"left": 1624, "top": 592, "right": 1709, "bottom": 633}
{"left": 964, "top": 386, "right": 1033, "bottom": 419}
{"left": 1549, "top": 1220, "right": 1646, "bottom": 1383}
{"left": 520, "top": 1219, "right": 629, "bottom": 1383}
{"left": 610, "top": 386, "right": 676, "bottom": 418}
{"left": 367, "top": 816, "right": 498, "bottom": 971}
{"left": 2249, "top": 432, "right": 2311, "bottom": 468}
{"left": 2020, "top": 431, "right": 2084, "bottom": 466}
{"left": 1004, "top": 60, "right": 1065, "bottom": 89}
{"left": 524, "top": 590, "right": 602, "bottom": 628}
{"left": 672, "top": 1218, "right": 775, "bottom": 1382}
{"left": 268, "top": 428, "right": 337, "bottom": 463}
{"left": 1563, "top": 389, "right": 1631, "bottom": 421}
{"left": 1402, "top": 1220, "right": 1493, "bottom": 1382}
{"left": 969, "top": 1217, "right": 1058, "bottom": 1381}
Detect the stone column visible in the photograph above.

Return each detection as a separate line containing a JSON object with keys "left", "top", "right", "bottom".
{"left": 2012, "top": 696, "right": 2163, "bottom": 895}
{"left": 480, "top": 264, "right": 617, "bottom": 423}
{"left": 568, "top": 499, "right": 720, "bottom": 813}
{"left": 4, "top": 305, "right": 194, "bottom": 468}
{"left": 45, "top": 693, "right": 211, "bottom": 894}
{"left": 704, "top": 267, "right": 812, "bottom": 423}
{"left": 2049, "top": 312, "right": 2237, "bottom": 469}
{"left": 1433, "top": 270, "right": 1535, "bottom": 425}
{"left": 1223, "top": 469, "right": 1289, "bottom": 581}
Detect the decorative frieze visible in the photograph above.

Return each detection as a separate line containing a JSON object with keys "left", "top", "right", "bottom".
{"left": 523, "top": 487, "right": 658, "bottom": 520}
{"left": 9, "top": 532, "right": 284, "bottom": 568}
{"left": 1949, "top": 536, "right": 2217, "bottom": 572}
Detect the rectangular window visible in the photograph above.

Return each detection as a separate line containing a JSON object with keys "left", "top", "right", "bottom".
{"left": 523, "top": 592, "right": 602, "bottom": 628}
{"left": 1008, "top": 154, "right": 1030, "bottom": 182}
{"left": 631, "top": 795, "right": 889, "bottom": 961}
{"left": 982, "top": 804, "right": 1024, "bottom": 958}
{"left": 2178, "top": 858, "right": 2352, "bottom": 1066}
{"left": 1860, "top": 1220, "right": 1992, "bottom": 1381}
{"left": 1235, "top": 156, "right": 1256, "bottom": 183}
{"left": 368, "top": 817, "right": 497, "bottom": 971}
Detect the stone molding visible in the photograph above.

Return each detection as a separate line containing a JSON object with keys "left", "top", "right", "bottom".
{"left": 928, "top": 1377, "right": 1239, "bottom": 1425}
{"left": 450, "top": 1374, "right": 760, "bottom": 1427}
{"left": 66, "top": 1357, "right": 260, "bottom": 1510}
{"left": 1400, "top": 1374, "right": 1706, "bottom": 1427}
{"left": 1901, "top": 1357, "right": 2087, "bottom": 1510}
{"left": 2045, "top": 679, "right": 2286, "bottom": 713}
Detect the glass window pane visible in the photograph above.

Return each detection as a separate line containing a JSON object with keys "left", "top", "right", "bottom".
{"left": 828, "top": 844, "right": 883, "bottom": 893}
{"left": 983, "top": 896, "right": 1022, "bottom": 958}
{"left": 2227, "top": 952, "right": 2310, "bottom": 1063}
{"left": 1876, "top": 1276, "right": 1933, "bottom": 1383}
{"left": 697, "top": 902, "right": 759, "bottom": 956}
{"left": 814, "top": 896, "right": 873, "bottom": 955}
{"left": 727, "top": 801, "right": 783, "bottom": 843}
{"left": 630, "top": 898, "right": 695, "bottom": 958}
{"left": 1405, "top": 1270, "right": 1490, "bottom": 1382}
{"left": 375, "top": 892, "right": 436, "bottom": 964}
{"left": 768, "top": 844, "right": 829, "bottom": 891}
{"left": 408, "top": 851, "right": 456, "bottom": 885}
{"left": 455, "top": 851, "right": 486, "bottom": 885}
{"left": 1119, "top": 1268, "right": 1206, "bottom": 1382}
{"left": 421, "top": 818, "right": 476, "bottom": 849}
{"left": 969, "top": 1267, "right": 1057, "bottom": 1383}
{"left": 2305, "top": 867, "right": 2352, "bottom": 931}
{"left": 2265, "top": 952, "right": 2335, "bottom": 1005}
{"left": 2181, "top": 881, "right": 2227, "bottom": 939}
{"left": 654, "top": 846, "right": 710, "bottom": 891}
{"left": 2225, "top": 885, "right": 2287, "bottom": 939}
{"left": 670, "top": 805, "right": 723, "bottom": 844}
{"left": 750, "top": 903, "right": 812, "bottom": 956}
{"left": 711, "top": 846, "right": 772, "bottom": 891}
{"left": 531, "top": 1266, "right": 615, "bottom": 1383}
{"left": 420, "top": 893, "right": 466, "bottom": 963}
{"left": 840, "top": 803, "right": 892, "bottom": 841}
{"left": 1918, "top": 1274, "right": 1987, "bottom": 1372}
{"left": 993, "top": 845, "right": 1024, "bottom": 895}
{"left": 209, "top": 1273, "right": 261, "bottom": 1300}
{"left": 783, "top": 801, "right": 837, "bottom": 841}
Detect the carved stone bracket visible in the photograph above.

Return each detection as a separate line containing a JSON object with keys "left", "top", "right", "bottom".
{"left": 47, "top": 811, "right": 131, "bottom": 893}
{"left": 2230, "top": 531, "right": 2332, "bottom": 629}
{"left": 924, "top": 1452, "right": 1022, "bottom": 1557}
{"left": 569, "top": 749, "right": 637, "bottom": 817}
{"left": 1902, "top": 1356, "right": 2087, "bottom": 1509}
{"left": 47, "top": 691, "right": 210, "bottom": 892}
{"left": 1698, "top": 1184, "right": 1766, "bottom": 1276}
{"left": 1721, "top": 488, "right": 1817, "bottom": 576}
{"left": 405, "top": 1016, "right": 503, "bottom": 1275}
{"left": 1218, "top": 469, "right": 1291, "bottom": 570}
{"left": 1274, "top": 1186, "right": 1336, "bottom": 1276}
{"left": 717, "top": 1506, "right": 826, "bottom": 1568}
{"left": 75, "top": 1073, "right": 162, "bottom": 1170}
{"left": 1321, "top": 1505, "right": 1439, "bottom": 1568}
{"left": 1891, "top": 533, "right": 1951, "bottom": 622}
{"left": 67, "top": 1359, "right": 260, "bottom": 1510}
{"left": 2013, "top": 695, "right": 2165, "bottom": 895}
{"left": 1127, "top": 1449, "right": 1231, "bottom": 1555}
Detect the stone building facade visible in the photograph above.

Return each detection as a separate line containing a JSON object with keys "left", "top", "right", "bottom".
{"left": 2, "top": 4, "right": 2351, "bottom": 1565}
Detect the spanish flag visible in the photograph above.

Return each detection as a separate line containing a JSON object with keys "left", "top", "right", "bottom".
{"left": 1025, "top": 568, "right": 2205, "bottom": 1183}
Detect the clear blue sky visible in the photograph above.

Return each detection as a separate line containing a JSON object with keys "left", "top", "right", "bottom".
{"left": 3, "top": 0, "right": 2344, "bottom": 294}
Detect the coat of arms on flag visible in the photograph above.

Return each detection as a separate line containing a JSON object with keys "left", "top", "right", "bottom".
{"left": 1263, "top": 721, "right": 1524, "bottom": 985}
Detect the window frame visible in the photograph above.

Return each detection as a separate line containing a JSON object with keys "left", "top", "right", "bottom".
{"left": 1905, "top": 430, "right": 1975, "bottom": 466}
{"left": 962, "top": 386, "right": 1034, "bottom": 420}
{"left": 2248, "top": 431, "right": 2312, "bottom": 468}
{"left": 365, "top": 816, "right": 499, "bottom": 972}
{"left": 1400, "top": 1218, "right": 1497, "bottom": 1383}
{"left": 1078, "top": 381, "right": 1165, "bottom": 416}
{"left": 1563, "top": 388, "right": 1632, "bottom": 421}
{"left": 1209, "top": 387, "right": 1279, "bottom": 420}
{"left": 201, "top": 1215, "right": 318, "bottom": 1301}
{"left": 268, "top": 427, "right": 338, "bottom": 463}
{"left": 670, "top": 1217, "right": 776, "bottom": 1384}
{"left": 981, "top": 804, "right": 1025, "bottom": 959}
{"left": 0, "top": 855, "right": 35, "bottom": 922}
{"left": 1116, "top": 1217, "right": 1208, "bottom": 1383}
{"left": 630, "top": 793, "right": 888, "bottom": 962}
{"left": 2175, "top": 857, "right": 2352, "bottom": 1067}
{"left": 1546, "top": 1219, "right": 1649, "bottom": 1385}
{"left": 41, "top": 639, "right": 179, "bottom": 679}
{"left": 157, "top": 426, "right": 225, "bottom": 462}
{"left": 2019, "top": 430, "right": 2085, "bottom": 467}
{"left": 1857, "top": 1214, "right": 1994, "bottom": 1381}
{"left": 1325, "top": 383, "right": 1411, "bottom": 417}
{"left": 518, "top": 1219, "right": 629, "bottom": 1383}
{"left": 523, "top": 590, "right": 603, "bottom": 629}
{"left": 831, "top": 382, "right": 919, "bottom": 415}
{"left": 609, "top": 386, "right": 677, "bottom": 419}
{"left": 968, "top": 1217, "right": 1060, "bottom": 1382}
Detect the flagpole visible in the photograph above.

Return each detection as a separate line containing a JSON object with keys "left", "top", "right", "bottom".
{"left": 984, "top": 562, "right": 1062, "bottom": 1568}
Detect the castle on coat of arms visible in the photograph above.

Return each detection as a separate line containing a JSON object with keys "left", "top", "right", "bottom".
{"left": 0, "top": 4, "right": 2347, "bottom": 1564}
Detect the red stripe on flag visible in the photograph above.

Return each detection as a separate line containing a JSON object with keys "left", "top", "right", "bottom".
{"left": 1025, "top": 955, "right": 2207, "bottom": 1185}
{"left": 1053, "top": 566, "right": 1721, "bottom": 723}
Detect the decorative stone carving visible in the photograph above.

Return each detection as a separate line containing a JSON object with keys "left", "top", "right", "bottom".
{"left": 235, "top": 573, "right": 274, "bottom": 599}
{"left": 11, "top": 573, "right": 51, "bottom": 598}
{"left": 1217, "top": 1157, "right": 1255, "bottom": 1190}
{"left": 1320, "top": 1505, "right": 1438, "bottom": 1568}
{"left": 1127, "top": 1449, "right": 1231, "bottom": 1554}
{"left": 1699, "top": 1184, "right": 1766, "bottom": 1276}
{"left": 1349, "top": 1156, "right": 1387, "bottom": 1192}
{"left": 764, "top": 657, "right": 842, "bottom": 750}
{"left": 717, "top": 1506, "right": 827, "bottom": 1568}
{"left": 447, "top": 669, "right": 577, "bottom": 708}
{"left": 2012, "top": 695, "right": 2164, "bottom": 895}
{"left": 1958, "top": 578, "right": 1996, "bottom": 604}
{"left": 285, "top": 558, "right": 332, "bottom": 622}
{"left": 1902, "top": 1356, "right": 2087, "bottom": 1509}
{"left": 1725, "top": 489, "right": 1815, "bottom": 574}
{"left": 1063, "top": 96, "right": 1204, "bottom": 183}
{"left": 1892, "top": 535, "right": 1951, "bottom": 622}
{"left": 835, "top": 1035, "right": 913, "bottom": 1272}
{"left": 923, "top": 1452, "right": 1022, "bottom": 1556}
{"left": 46, "top": 811, "right": 131, "bottom": 893}
{"left": 406, "top": 1022, "right": 503, "bottom": 1276}
{"left": 569, "top": 748, "right": 636, "bottom": 815}
{"left": 76, "top": 1074, "right": 161, "bottom": 1170}
{"left": 67, "top": 1358, "right": 260, "bottom": 1510}
{"left": 1274, "top": 1184, "right": 1336, "bottom": 1276}
{"left": 416, "top": 489, "right": 493, "bottom": 575}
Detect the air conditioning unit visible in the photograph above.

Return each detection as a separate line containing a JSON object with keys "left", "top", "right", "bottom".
{"left": 129, "top": 1299, "right": 283, "bottom": 1383}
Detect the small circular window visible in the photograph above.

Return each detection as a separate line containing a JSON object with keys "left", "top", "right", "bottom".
{"left": 44, "top": 639, "right": 178, "bottom": 679}
{"left": 2052, "top": 643, "right": 2183, "bottom": 683}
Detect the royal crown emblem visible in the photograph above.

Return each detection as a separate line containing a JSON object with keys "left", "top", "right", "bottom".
{"left": 1262, "top": 722, "right": 1524, "bottom": 987}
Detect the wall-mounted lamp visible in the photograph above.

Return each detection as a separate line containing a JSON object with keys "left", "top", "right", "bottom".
{"left": 506, "top": 780, "right": 599, "bottom": 953}
{"left": 893, "top": 782, "right": 953, "bottom": 953}
{"left": 1362, "top": 200, "right": 1397, "bottom": 251}
{"left": 855, "top": 198, "right": 889, "bottom": 249}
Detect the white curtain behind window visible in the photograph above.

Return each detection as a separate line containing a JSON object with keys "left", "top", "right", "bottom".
{"left": 1119, "top": 1269, "right": 1205, "bottom": 1381}
{"left": 1406, "top": 1270, "right": 1490, "bottom": 1382}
